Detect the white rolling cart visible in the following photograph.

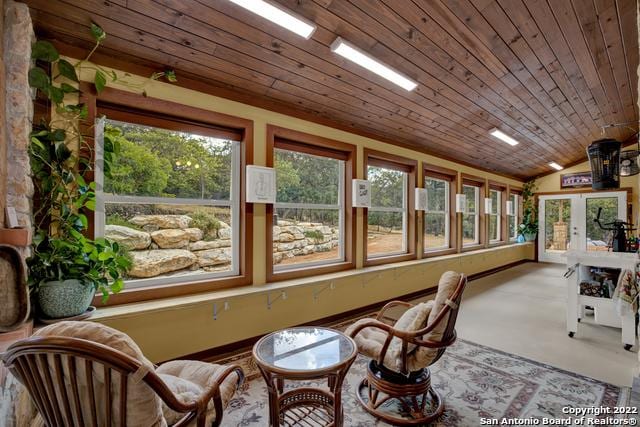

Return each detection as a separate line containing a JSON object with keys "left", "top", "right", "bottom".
{"left": 565, "top": 250, "right": 637, "bottom": 350}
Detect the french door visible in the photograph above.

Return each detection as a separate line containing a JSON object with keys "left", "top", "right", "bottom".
{"left": 538, "top": 191, "right": 627, "bottom": 263}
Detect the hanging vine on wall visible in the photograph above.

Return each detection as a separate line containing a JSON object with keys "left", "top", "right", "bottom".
{"left": 27, "top": 23, "right": 177, "bottom": 302}
{"left": 519, "top": 180, "right": 538, "bottom": 238}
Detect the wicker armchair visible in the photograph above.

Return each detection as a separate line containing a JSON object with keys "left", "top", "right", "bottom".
{"left": 346, "top": 271, "right": 467, "bottom": 425}
{"left": 2, "top": 321, "right": 244, "bottom": 427}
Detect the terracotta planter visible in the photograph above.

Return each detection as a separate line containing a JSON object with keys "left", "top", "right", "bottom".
{"left": 37, "top": 280, "right": 94, "bottom": 319}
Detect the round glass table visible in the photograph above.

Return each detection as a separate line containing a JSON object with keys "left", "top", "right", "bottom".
{"left": 252, "top": 326, "right": 357, "bottom": 427}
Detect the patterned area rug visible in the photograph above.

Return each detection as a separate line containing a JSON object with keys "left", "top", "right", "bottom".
{"left": 219, "top": 338, "right": 630, "bottom": 426}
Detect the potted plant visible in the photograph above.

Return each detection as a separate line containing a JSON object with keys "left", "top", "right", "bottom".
{"left": 25, "top": 25, "right": 137, "bottom": 319}
{"left": 519, "top": 180, "right": 538, "bottom": 242}
{"left": 27, "top": 26, "right": 176, "bottom": 319}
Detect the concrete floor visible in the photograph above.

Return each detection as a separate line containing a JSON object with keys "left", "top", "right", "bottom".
{"left": 416, "top": 262, "right": 639, "bottom": 387}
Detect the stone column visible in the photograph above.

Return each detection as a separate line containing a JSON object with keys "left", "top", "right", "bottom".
{"left": 0, "top": 0, "right": 5, "bottom": 226}
{"left": 3, "top": 0, "right": 34, "bottom": 235}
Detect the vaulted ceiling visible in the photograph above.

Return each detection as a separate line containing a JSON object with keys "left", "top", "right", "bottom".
{"left": 24, "top": 0, "right": 639, "bottom": 179}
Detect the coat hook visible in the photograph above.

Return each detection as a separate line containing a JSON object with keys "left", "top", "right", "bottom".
{"left": 267, "top": 291, "right": 287, "bottom": 310}
{"left": 313, "top": 281, "right": 335, "bottom": 301}
{"left": 213, "top": 301, "right": 231, "bottom": 320}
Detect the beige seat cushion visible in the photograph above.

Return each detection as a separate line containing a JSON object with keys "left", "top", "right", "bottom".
{"left": 34, "top": 321, "right": 166, "bottom": 427}
{"left": 157, "top": 360, "right": 240, "bottom": 426}
{"left": 346, "top": 301, "right": 434, "bottom": 373}
{"left": 348, "top": 271, "right": 462, "bottom": 373}
{"left": 413, "top": 271, "right": 462, "bottom": 366}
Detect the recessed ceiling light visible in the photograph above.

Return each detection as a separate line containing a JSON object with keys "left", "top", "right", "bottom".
{"left": 549, "top": 162, "right": 564, "bottom": 171}
{"left": 227, "top": 0, "right": 316, "bottom": 39}
{"left": 489, "top": 128, "right": 519, "bottom": 146}
{"left": 330, "top": 38, "right": 418, "bottom": 91}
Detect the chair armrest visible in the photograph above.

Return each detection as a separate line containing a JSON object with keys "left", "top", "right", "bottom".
{"left": 196, "top": 364, "right": 245, "bottom": 406}
{"left": 347, "top": 318, "right": 407, "bottom": 340}
{"left": 375, "top": 301, "right": 414, "bottom": 322}
{"left": 154, "top": 364, "right": 245, "bottom": 427}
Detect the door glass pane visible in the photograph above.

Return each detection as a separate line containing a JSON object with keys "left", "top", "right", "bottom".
{"left": 586, "top": 197, "right": 618, "bottom": 251}
{"left": 544, "top": 199, "right": 571, "bottom": 253}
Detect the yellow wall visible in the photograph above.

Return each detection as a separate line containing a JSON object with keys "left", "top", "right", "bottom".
{"left": 73, "top": 60, "right": 535, "bottom": 361}
{"left": 535, "top": 153, "right": 639, "bottom": 228}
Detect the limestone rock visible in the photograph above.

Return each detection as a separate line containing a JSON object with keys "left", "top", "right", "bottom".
{"left": 218, "top": 227, "right": 232, "bottom": 239}
{"left": 273, "top": 252, "right": 283, "bottom": 264}
{"left": 277, "top": 242, "right": 295, "bottom": 252}
{"left": 104, "top": 225, "right": 151, "bottom": 250}
{"left": 184, "top": 228, "right": 204, "bottom": 242}
{"left": 279, "top": 232, "right": 295, "bottom": 243}
{"left": 315, "top": 242, "right": 333, "bottom": 252}
{"left": 151, "top": 229, "right": 190, "bottom": 249}
{"left": 196, "top": 248, "right": 232, "bottom": 267}
{"left": 190, "top": 240, "right": 231, "bottom": 251}
{"left": 130, "top": 215, "right": 192, "bottom": 230}
{"left": 128, "top": 250, "right": 197, "bottom": 278}
{"left": 283, "top": 226, "right": 303, "bottom": 235}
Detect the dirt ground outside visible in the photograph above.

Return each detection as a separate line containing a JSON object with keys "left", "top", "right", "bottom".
{"left": 278, "top": 233, "right": 452, "bottom": 265}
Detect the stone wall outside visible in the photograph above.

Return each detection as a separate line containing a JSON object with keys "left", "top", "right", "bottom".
{"left": 105, "top": 215, "right": 339, "bottom": 279}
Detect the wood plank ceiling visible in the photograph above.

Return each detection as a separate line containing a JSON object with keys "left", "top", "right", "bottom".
{"left": 24, "top": 0, "right": 639, "bottom": 179}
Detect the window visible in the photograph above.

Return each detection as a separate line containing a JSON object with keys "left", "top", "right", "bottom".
{"left": 267, "top": 126, "right": 355, "bottom": 281}
{"left": 508, "top": 191, "right": 520, "bottom": 241}
{"left": 462, "top": 184, "right": 480, "bottom": 246}
{"left": 365, "top": 150, "right": 416, "bottom": 264}
{"left": 273, "top": 148, "right": 345, "bottom": 269}
{"left": 488, "top": 188, "right": 502, "bottom": 242}
{"left": 94, "top": 108, "right": 242, "bottom": 290}
{"left": 424, "top": 177, "right": 449, "bottom": 250}
{"left": 423, "top": 165, "right": 456, "bottom": 254}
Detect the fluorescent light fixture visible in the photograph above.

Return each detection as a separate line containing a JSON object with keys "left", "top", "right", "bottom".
{"left": 489, "top": 128, "right": 519, "bottom": 146}
{"left": 330, "top": 38, "right": 418, "bottom": 91}
{"left": 549, "top": 162, "right": 564, "bottom": 171}
{"left": 227, "top": 0, "right": 316, "bottom": 39}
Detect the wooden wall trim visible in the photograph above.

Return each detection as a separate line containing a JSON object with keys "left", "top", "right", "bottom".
{"left": 265, "top": 125, "right": 357, "bottom": 282}
{"left": 83, "top": 86, "right": 254, "bottom": 306}
{"left": 363, "top": 148, "right": 417, "bottom": 266}
{"left": 423, "top": 165, "right": 458, "bottom": 256}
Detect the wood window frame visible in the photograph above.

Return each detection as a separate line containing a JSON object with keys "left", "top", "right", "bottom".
{"left": 488, "top": 181, "right": 508, "bottom": 247}
{"left": 460, "top": 174, "right": 486, "bottom": 252}
{"left": 508, "top": 186, "right": 523, "bottom": 242}
{"left": 81, "top": 85, "right": 254, "bottom": 305}
{"left": 363, "top": 149, "right": 417, "bottom": 266}
{"left": 422, "top": 164, "right": 457, "bottom": 257}
{"left": 266, "top": 125, "right": 356, "bottom": 282}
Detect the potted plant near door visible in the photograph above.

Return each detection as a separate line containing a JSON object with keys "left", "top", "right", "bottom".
{"left": 26, "top": 26, "right": 135, "bottom": 319}
{"left": 519, "top": 180, "right": 538, "bottom": 242}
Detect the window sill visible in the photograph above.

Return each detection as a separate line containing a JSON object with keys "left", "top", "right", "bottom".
{"left": 269, "top": 260, "right": 355, "bottom": 282}
{"left": 90, "top": 242, "right": 533, "bottom": 322}
{"left": 365, "top": 252, "right": 416, "bottom": 267}
{"left": 423, "top": 248, "right": 457, "bottom": 257}
{"left": 488, "top": 241, "right": 506, "bottom": 248}
{"left": 461, "top": 243, "right": 484, "bottom": 253}
{"left": 91, "top": 242, "right": 533, "bottom": 322}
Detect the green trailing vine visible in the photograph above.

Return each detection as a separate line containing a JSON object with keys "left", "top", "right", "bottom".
{"left": 26, "top": 23, "right": 176, "bottom": 302}
{"left": 519, "top": 180, "right": 538, "bottom": 236}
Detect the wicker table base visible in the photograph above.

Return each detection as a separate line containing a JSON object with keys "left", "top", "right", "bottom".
{"left": 253, "top": 327, "right": 357, "bottom": 427}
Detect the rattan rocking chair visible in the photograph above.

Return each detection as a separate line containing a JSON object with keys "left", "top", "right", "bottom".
{"left": 346, "top": 271, "right": 467, "bottom": 425}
